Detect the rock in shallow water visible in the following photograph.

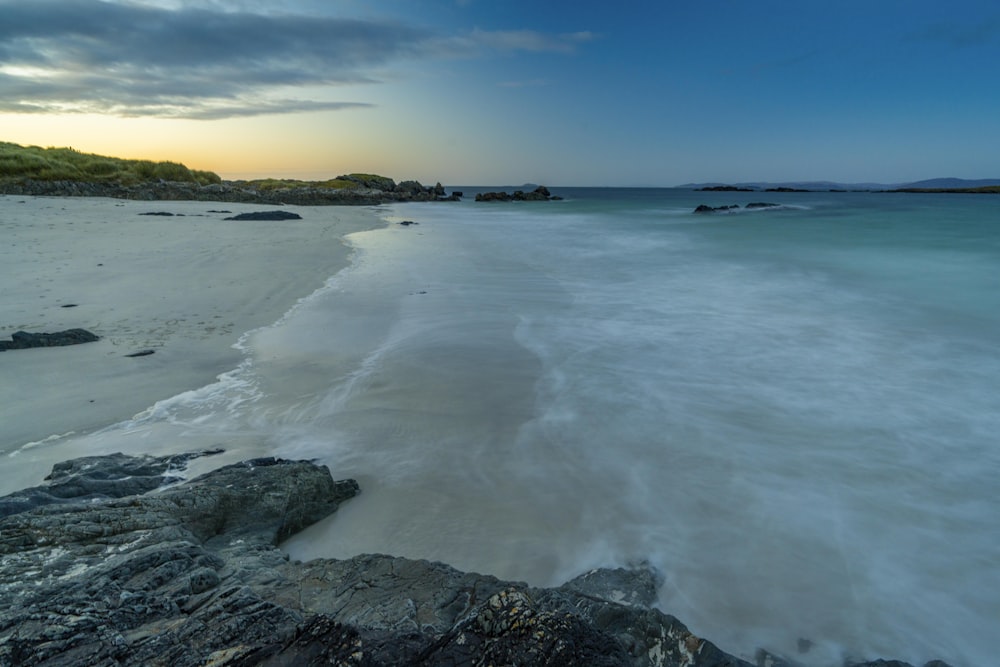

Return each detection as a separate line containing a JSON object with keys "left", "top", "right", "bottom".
{"left": 0, "top": 454, "right": 954, "bottom": 667}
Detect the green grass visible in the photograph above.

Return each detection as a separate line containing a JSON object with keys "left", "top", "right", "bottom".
{"left": 238, "top": 177, "right": 359, "bottom": 191}
{"left": 0, "top": 141, "right": 221, "bottom": 186}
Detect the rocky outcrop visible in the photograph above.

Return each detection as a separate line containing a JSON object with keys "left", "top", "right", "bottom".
{"left": 0, "top": 454, "right": 956, "bottom": 667}
{"left": 475, "top": 185, "right": 562, "bottom": 202}
{"left": 0, "top": 328, "right": 99, "bottom": 351}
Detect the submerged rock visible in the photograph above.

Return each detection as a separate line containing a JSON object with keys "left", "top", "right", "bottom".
{"left": 0, "top": 328, "right": 99, "bottom": 351}
{"left": 693, "top": 204, "right": 741, "bottom": 213}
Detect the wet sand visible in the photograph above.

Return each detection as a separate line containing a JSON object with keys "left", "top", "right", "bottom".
{"left": 0, "top": 195, "right": 379, "bottom": 493}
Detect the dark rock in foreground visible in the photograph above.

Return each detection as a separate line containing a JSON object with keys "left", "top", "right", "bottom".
{"left": 0, "top": 454, "right": 955, "bottom": 667}
{"left": 0, "top": 450, "right": 222, "bottom": 518}
{"left": 224, "top": 210, "right": 303, "bottom": 221}
{"left": 0, "top": 328, "right": 99, "bottom": 351}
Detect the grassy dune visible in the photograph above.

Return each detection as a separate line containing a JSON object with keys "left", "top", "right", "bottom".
{"left": 0, "top": 142, "right": 221, "bottom": 186}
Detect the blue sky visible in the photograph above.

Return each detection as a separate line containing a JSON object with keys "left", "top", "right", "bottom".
{"left": 1, "top": 0, "right": 997, "bottom": 185}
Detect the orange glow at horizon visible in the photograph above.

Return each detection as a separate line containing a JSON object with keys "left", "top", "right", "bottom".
{"left": 0, "top": 112, "right": 392, "bottom": 180}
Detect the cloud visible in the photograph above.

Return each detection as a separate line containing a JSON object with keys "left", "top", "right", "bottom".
{"left": 0, "top": 0, "right": 424, "bottom": 119}
{"left": 0, "top": 1, "right": 596, "bottom": 120}
{"left": 470, "top": 29, "right": 596, "bottom": 54}
{"left": 432, "top": 29, "right": 597, "bottom": 58}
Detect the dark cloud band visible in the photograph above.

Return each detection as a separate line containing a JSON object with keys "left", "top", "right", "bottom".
{"left": 0, "top": 0, "right": 427, "bottom": 118}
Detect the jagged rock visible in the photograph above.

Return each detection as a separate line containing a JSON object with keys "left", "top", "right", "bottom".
{"left": 0, "top": 450, "right": 223, "bottom": 518}
{"left": 223, "top": 211, "right": 302, "bottom": 221}
{"left": 745, "top": 202, "right": 781, "bottom": 209}
{"left": 0, "top": 328, "right": 99, "bottom": 351}
{"left": 0, "top": 454, "right": 958, "bottom": 667}
{"left": 395, "top": 180, "right": 427, "bottom": 196}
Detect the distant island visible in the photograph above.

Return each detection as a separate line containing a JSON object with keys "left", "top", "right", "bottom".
{"left": 685, "top": 178, "right": 1000, "bottom": 194}
{"left": 0, "top": 142, "right": 459, "bottom": 205}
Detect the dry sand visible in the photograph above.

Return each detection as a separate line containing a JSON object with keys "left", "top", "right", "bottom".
{"left": 0, "top": 195, "right": 379, "bottom": 491}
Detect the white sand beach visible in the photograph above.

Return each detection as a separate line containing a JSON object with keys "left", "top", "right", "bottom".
{"left": 0, "top": 195, "right": 379, "bottom": 493}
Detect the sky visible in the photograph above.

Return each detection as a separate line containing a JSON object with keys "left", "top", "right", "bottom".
{"left": 1, "top": 0, "right": 998, "bottom": 186}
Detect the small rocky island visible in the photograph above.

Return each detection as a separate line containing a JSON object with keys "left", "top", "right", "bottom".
{"left": 0, "top": 453, "right": 954, "bottom": 667}
{"left": 475, "top": 185, "right": 562, "bottom": 202}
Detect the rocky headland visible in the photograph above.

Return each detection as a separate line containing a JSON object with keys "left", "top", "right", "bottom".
{"left": 0, "top": 175, "right": 462, "bottom": 206}
{"left": 0, "top": 453, "right": 955, "bottom": 667}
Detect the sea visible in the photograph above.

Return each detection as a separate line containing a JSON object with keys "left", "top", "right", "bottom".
{"left": 7, "top": 188, "right": 1000, "bottom": 666}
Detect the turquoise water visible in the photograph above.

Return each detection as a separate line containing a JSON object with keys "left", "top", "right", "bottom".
{"left": 12, "top": 189, "right": 999, "bottom": 665}
{"left": 279, "top": 189, "right": 999, "bottom": 666}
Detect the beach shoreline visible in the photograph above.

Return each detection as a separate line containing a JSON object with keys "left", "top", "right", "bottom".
{"left": 0, "top": 195, "right": 381, "bottom": 490}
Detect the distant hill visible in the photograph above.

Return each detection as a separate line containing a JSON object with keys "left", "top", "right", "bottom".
{"left": 679, "top": 180, "right": 889, "bottom": 191}
{"left": 898, "top": 177, "right": 1000, "bottom": 189}
{"left": 679, "top": 178, "right": 1000, "bottom": 191}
